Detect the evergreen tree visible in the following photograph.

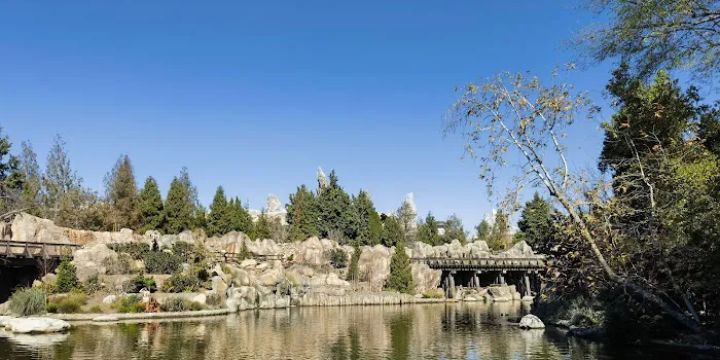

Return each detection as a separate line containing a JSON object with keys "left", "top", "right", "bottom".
{"left": 381, "top": 215, "right": 403, "bottom": 247}
{"left": 55, "top": 257, "right": 79, "bottom": 293}
{"left": 316, "top": 170, "right": 353, "bottom": 243}
{"left": 475, "top": 220, "right": 490, "bottom": 242}
{"left": 237, "top": 239, "right": 251, "bottom": 260}
{"left": 0, "top": 130, "right": 23, "bottom": 213}
{"left": 207, "top": 186, "right": 231, "bottom": 236}
{"left": 163, "top": 174, "right": 194, "bottom": 234}
{"left": 396, "top": 199, "right": 417, "bottom": 242}
{"left": 252, "top": 212, "right": 272, "bottom": 240}
{"left": 442, "top": 214, "right": 467, "bottom": 244}
{"left": 487, "top": 211, "right": 510, "bottom": 250}
{"left": 287, "top": 184, "right": 319, "bottom": 241}
{"left": 386, "top": 241, "right": 414, "bottom": 294}
{"left": 346, "top": 241, "right": 361, "bottom": 282}
{"left": 517, "top": 193, "right": 553, "bottom": 246}
{"left": 18, "top": 141, "right": 42, "bottom": 215}
{"left": 43, "top": 135, "right": 86, "bottom": 226}
{"left": 228, "top": 197, "right": 253, "bottom": 234}
{"left": 350, "top": 190, "right": 382, "bottom": 246}
{"left": 417, "top": 212, "right": 441, "bottom": 246}
{"left": 104, "top": 155, "right": 138, "bottom": 230}
{"left": 136, "top": 177, "right": 165, "bottom": 233}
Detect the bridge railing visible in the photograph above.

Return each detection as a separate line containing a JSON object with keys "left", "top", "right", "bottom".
{"left": 412, "top": 256, "right": 546, "bottom": 271}
{"left": 1, "top": 240, "right": 82, "bottom": 259}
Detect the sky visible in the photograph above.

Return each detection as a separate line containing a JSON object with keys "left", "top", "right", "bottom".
{"left": 0, "top": 0, "right": 618, "bottom": 231}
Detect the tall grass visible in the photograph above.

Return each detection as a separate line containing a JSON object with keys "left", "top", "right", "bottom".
{"left": 9, "top": 287, "right": 47, "bottom": 316}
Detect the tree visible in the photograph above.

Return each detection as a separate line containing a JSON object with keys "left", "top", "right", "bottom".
{"left": 55, "top": 257, "right": 79, "bottom": 293}
{"left": 517, "top": 193, "right": 553, "bottom": 247}
{"left": 207, "top": 186, "right": 231, "bottom": 236}
{"left": 104, "top": 155, "right": 138, "bottom": 230}
{"left": 252, "top": 212, "right": 272, "bottom": 240}
{"left": 487, "top": 211, "right": 511, "bottom": 251}
{"left": 228, "top": 197, "right": 253, "bottom": 235}
{"left": 287, "top": 184, "right": 319, "bottom": 241}
{"left": 443, "top": 214, "right": 467, "bottom": 244}
{"left": 43, "top": 135, "right": 88, "bottom": 227}
{"left": 386, "top": 241, "right": 414, "bottom": 294}
{"left": 163, "top": 173, "right": 195, "bottom": 234}
{"left": 0, "top": 130, "right": 23, "bottom": 213}
{"left": 381, "top": 215, "right": 403, "bottom": 248}
{"left": 447, "top": 70, "right": 703, "bottom": 332}
{"left": 17, "top": 141, "right": 42, "bottom": 215}
{"left": 346, "top": 242, "right": 361, "bottom": 282}
{"left": 350, "top": 190, "right": 382, "bottom": 246}
{"left": 136, "top": 177, "right": 165, "bottom": 233}
{"left": 475, "top": 220, "right": 491, "bottom": 242}
{"left": 316, "top": 170, "right": 353, "bottom": 242}
{"left": 417, "top": 212, "right": 441, "bottom": 246}
{"left": 582, "top": 0, "right": 720, "bottom": 78}
{"left": 396, "top": 195, "right": 417, "bottom": 242}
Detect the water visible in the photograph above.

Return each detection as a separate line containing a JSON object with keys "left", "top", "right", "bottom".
{"left": 0, "top": 303, "right": 708, "bottom": 359}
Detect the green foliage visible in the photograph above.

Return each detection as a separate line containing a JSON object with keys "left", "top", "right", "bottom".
{"left": 9, "top": 287, "right": 47, "bottom": 316}
{"left": 17, "top": 141, "right": 42, "bottom": 215}
{"left": 123, "top": 274, "right": 157, "bottom": 293}
{"left": 43, "top": 135, "right": 88, "bottom": 227}
{"left": 421, "top": 289, "right": 444, "bottom": 299}
{"left": 327, "top": 248, "right": 348, "bottom": 268}
{"left": 346, "top": 243, "right": 361, "bottom": 282}
{"left": 143, "top": 251, "right": 183, "bottom": 274}
{"left": 236, "top": 239, "right": 251, "bottom": 261}
{"left": 227, "top": 197, "right": 253, "bottom": 234}
{"left": 350, "top": 190, "right": 382, "bottom": 246}
{"left": 207, "top": 186, "right": 232, "bottom": 236}
{"left": 84, "top": 274, "right": 104, "bottom": 294}
{"left": 163, "top": 168, "right": 198, "bottom": 234}
{"left": 160, "top": 297, "right": 205, "bottom": 312}
{"left": 103, "top": 253, "right": 137, "bottom": 275}
{"left": 442, "top": 214, "right": 467, "bottom": 244}
{"left": 162, "top": 272, "right": 200, "bottom": 293}
{"left": 386, "top": 241, "right": 414, "bottom": 294}
{"left": 172, "top": 242, "right": 205, "bottom": 263}
{"left": 48, "top": 291, "right": 88, "bottom": 314}
{"left": 136, "top": 177, "right": 165, "bottom": 233}
{"left": 417, "top": 212, "right": 440, "bottom": 246}
{"left": 396, "top": 199, "right": 416, "bottom": 242}
{"left": 252, "top": 212, "right": 272, "bottom": 240}
{"left": 287, "top": 184, "right": 319, "bottom": 241}
{"left": 380, "top": 216, "right": 403, "bottom": 248}
{"left": 55, "top": 258, "right": 79, "bottom": 293}
{"left": 516, "top": 193, "right": 554, "bottom": 247}
{"left": 316, "top": 170, "right": 354, "bottom": 243}
{"left": 108, "top": 242, "right": 151, "bottom": 260}
{"left": 487, "top": 211, "right": 510, "bottom": 251}
{"left": 113, "top": 295, "right": 145, "bottom": 313}
{"left": 104, "top": 154, "right": 138, "bottom": 230}
{"left": 0, "top": 129, "right": 24, "bottom": 213}
{"left": 475, "top": 220, "right": 490, "bottom": 242}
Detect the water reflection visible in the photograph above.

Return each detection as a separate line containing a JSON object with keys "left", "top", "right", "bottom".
{"left": 0, "top": 303, "right": 709, "bottom": 359}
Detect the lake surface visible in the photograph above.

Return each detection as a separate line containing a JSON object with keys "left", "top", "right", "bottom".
{"left": 0, "top": 303, "right": 709, "bottom": 359}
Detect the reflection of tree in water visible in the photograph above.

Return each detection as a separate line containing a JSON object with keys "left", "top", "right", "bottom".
{"left": 327, "top": 325, "right": 364, "bottom": 360}
{"left": 388, "top": 311, "right": 413, "bottom": 360}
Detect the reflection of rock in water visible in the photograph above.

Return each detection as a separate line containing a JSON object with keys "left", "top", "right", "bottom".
{"left": 0, "top": 330, "right": 68, "bottom": 348}
{"left": 23, "top": 304, "right": 619, "bottom": 359}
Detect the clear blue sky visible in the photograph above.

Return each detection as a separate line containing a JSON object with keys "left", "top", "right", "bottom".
{"left": 0, "top": 1, "right": 616, "bottom": 230}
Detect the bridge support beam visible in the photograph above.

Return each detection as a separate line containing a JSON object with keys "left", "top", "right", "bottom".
{"left": 523, "top": 272, "right": 532, "bottom": 297}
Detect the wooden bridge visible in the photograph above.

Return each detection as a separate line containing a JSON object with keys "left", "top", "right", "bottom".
{"left": 0, "top": 240, "right": 82, "bottom": 260}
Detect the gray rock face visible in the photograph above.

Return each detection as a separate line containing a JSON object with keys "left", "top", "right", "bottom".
{"left": 2, "top": 317, "right": 71, "bottom": 334}
{"left": 294, "top": 237, "right": 326, "bottom": 267}
{"left": 411, "top": 263, "right": 441, "bottom": 294}
{"left": 358, "top": 245, "right": 391, "bottom": 291}
{"left": 519, "top": 314, "right": 545, "bottom": 329}
{"left": 71, "top": 244, "right": 118, "bottom": 281}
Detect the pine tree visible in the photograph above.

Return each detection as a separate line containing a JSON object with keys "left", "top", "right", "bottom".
{"left": 443, "top": 214, "right": 467, "bottom": 244}
{"left": 18, "top": 141, "right": 42, "bottom": 215}
{"left": 287, "top": 184, "right": 319, "bottom": 241}
{"left": 417, "top": 212, "right": 440, "bottom": 246}
{"left": 0, "top": 130, "right": 23, "bottom": 213}
{"left": 517, "top": 192, "right": 553, "bottom": 246}
{"left": 163, "top": 174, "right": 194, "bottom": 234}
{"left": 55, "top": 257, "right": 79, "bottom": 293}
{"left": 475, "top": 219, "right": 490, "bottom": 242}
{"left": 104, "top": 155, "right": 138, "bottom": 230}
{"left": 207, "top": 186, "right": 231, "bottom": 236}
{"left": 381, "top": 215, "right": 403, "bottom": 247}
{"left": 316, "top": 170, "right": 353, "bottom": 243}
{"left": 487, "top": 211, "right": 510, "bottom": 250}
{"left": 252, "top": 212, "right": 272, "bottom": 240}
{"left": 136, "top": 177, "right": 165, "bottom": 233}
{"left": 346, "top": 241, "right": 361, "bottom": 282}
{"left": 350, "top": 190, "right": 382, "bottom": 246}
{"left": 43, "top": 135, "right": 86, "bottom": 226}
{"left": 386, "top": 241, "right": 414, "bottom": 294}
{"left": 228, "top": 197, "right": 253, "bottom": 234}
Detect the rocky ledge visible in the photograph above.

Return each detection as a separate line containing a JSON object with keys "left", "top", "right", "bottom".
{"left": 0, "top": 317, "right": 71, "bottom": 334}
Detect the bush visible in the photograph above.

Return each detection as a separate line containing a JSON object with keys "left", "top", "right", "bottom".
{"left": 48, "top": 291, "right": 87, "bottom": 314}
{"left": 172, "top": 242, "right": 206, "bottom": 263}
{"left": 160, "top": 297, "right": 204, "bottom": 312}
{"left": 113, "top": 295, "right": 145, "bottom": 313}
{"left": 9, "top": 287, "right": 47, "bottom": 316}
{"left": 143, "top": 251, "right": 183, "bottom": 274}
{"left": 103, "top": 253, "right": 137, "bottom": 275}
{"left": 162, "top": 272, "right": 199, "bottom": 293}
{"left": 123, "top": 274, "right": 157, "bottom": 293}
{"left": 206, "top": 292, "right": 223, "bottom": 307}
{"left": 327, "top": 248, "right": 348, "bottom": 268}
{"left": 55, "top": 258, "right": 79, "bottom": 293}
{"left": 108, "top": 242, "right": 151, "bottom": 260}
{"left": 421, "top": 289, "right": 444, "bottom": 299}
{"left": 84, "top": 274, "right": 104, "bottom": 294}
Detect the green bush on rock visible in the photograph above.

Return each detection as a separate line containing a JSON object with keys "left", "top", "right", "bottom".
{"left": 143, "top": 251, "right": 183, "bottom": 274}
{"left": 162, "top": 272, "right": 200, "bottom": 293}
{"left": 55, "top": 258, "right": 79, "bottom": 293}
{"left": 9, "top": 287, "right": 47, "bottom": 316}
{"left": 112, "top": 295, "right": 145, "bottom": 313}
{"left": 160, "top": 297, "right": 204, "bottom": 312}
{"left": 48, "top": 291, "right": 88, "bottom": 313}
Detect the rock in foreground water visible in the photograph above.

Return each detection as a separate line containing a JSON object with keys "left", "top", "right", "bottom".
{"left": 518, "top": 314, "right": 545, "bottom": 329}
{"left": 2, "top": 317, "right": 71, "bottom": 334}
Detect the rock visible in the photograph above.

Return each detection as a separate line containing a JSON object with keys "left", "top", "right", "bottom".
{"left": 211, "top": 276, "right": 228, "bottom": 295}
{"left": 92, "top": 315, "right": 119, "bottom": 322}
{"left": 192, "top": 293, "right": 207, "bottom": 305}
{"left": 503, "top": 241, "right": 535, "bottom": 257}
{"left": 294, "top": 237, "right": 326, "bottom": 267}
{"left": 325, "top": 273, "right": 350, "bottom": 287}
{"left": 488, "top": 285, "right": 513, "bottom": 302}
{"left": 518, "top": 314, "right": 545, "bottom": 329}
{"left": 257, "top": 266, "right": 284, "bottom": 287}
{"left": 358, "top": 245, "right": 391, "bottom": 291}
{"left": 411, "top": 263, "right": 441, "bottom": 293}
{"left": 102, "top": 295, "right": 118, "bottom": 305}
{"left": 522, "top": 295, "right": 534, "bottom": 302}
{"left": 40, "top": 273, "right": 57, "bottom": 285}
{"left": 2, "top": 317, "right": 71, "bottom": 334}
{"left": 239, "top": 259, "right": 257, "bottom": 269}
{"left": 71, "top": 243, "right": 119, "bottom": 281}
{"left": 255, "top": 262, "right": 269, "bottom": 271}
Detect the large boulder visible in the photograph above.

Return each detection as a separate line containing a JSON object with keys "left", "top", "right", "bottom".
{"left": 487, "top": 285, "right": 513, "bottom": 302}
{"left": 71, "top": 243, "right": 119, "bottom": 281}
{"left": 257, "top": 265, "right": 285, "bottom": 287}
{"left": 519, "top": 314, "right": 545, "bottom": 329}
{"left": 358, "top": 245, "right": 391, "bottom": 290}
{"left": 2, "top": 317, "right": 71, "bottom": 334}
{"left": 411, "top": 263, "right": 441, "bottom": 293}
{"left": 503, "top": 241, "right": 535, "bottom": 257}
{"left": 294, "top": 237, "right": 326, "bottom": 267}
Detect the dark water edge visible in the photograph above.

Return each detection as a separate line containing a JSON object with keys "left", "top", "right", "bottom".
{"left": 0, "top": 302, "right": 714, "bottom": 360}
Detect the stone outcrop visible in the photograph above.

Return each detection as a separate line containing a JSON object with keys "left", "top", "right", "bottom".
{"left": 358, "top": 245, "right": 391, "bottom": 290}
{"left": 1, "top": 317, "right": 71, "bottom": 334}
{"left": 71, "top": 243, "right": 119, "bottom": 281}
{"left": 519, "top": 314, "right": 545, "bottom": 329}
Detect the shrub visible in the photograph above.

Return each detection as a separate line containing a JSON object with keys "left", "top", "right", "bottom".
{"left": 55, "top": 258, "right": 79, "bottom": 293}
{"left": 143, "top": 251, "right": 183, "bottom": 274}
{"left": 422, "top": 289, "right": 444, "bottom": 299}
{"left": 162, "top": 272, "right": 199, "bottom": 293}
{"left": 123, "top": 274, "right": 158, "bottom": 293}
{"left": 327, "top": 248, "right": 348, "bottom": 268}
{"left": 48, "top": 291, "right": 87, "bottom": 314}
{"left": 103, "top": 253, "right": 137, "bottom": 275}
{"left": 84, "top": 274, "right": 104, "bottom": 294}
{"left": 237, "top": 240, "right": 251, "bottom": 261}
{"left": 172, "top": 242, "right": 206, "bottom": 263}
{"left": 108, "top": 242, "right": 151, "bottom": 260}
{"left": 113, "top": 295, "right": 145, "bottom": 313}
{"left": 206, "top": 292, "right": 223, "bottom": 307}
{"left": 9, "top": 287, "right": 47, "bottom": 316}
{"left": 160, "top": 297, "right": 204, "bottom": 312}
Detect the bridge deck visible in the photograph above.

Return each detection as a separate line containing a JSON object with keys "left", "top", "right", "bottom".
{"left": 0, "top": 240, "right": 81, "bottom": 259}
{"left": 412, "top": 257, "right": 545, "bottom": 272}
